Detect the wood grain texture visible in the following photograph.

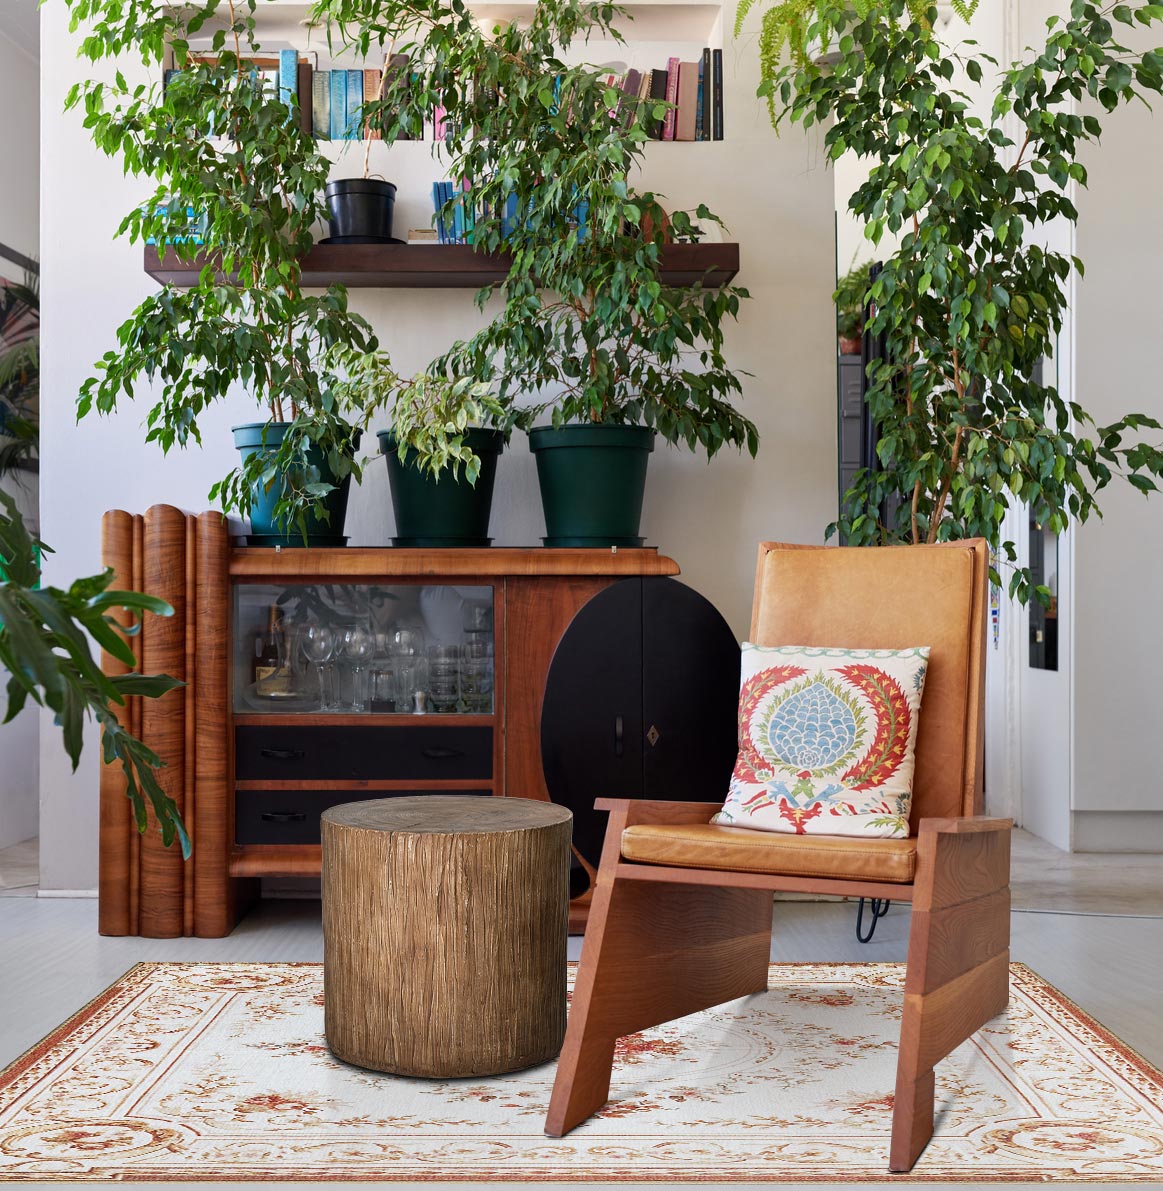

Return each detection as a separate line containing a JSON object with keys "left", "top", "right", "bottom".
{"left": 193, "top": 513, "right": 245, "bottom": 937}
{"left": 145, "top": 242, "right": 740, "bottom": 290}
{"left": 183, "top": 519, "right": 196, "bottom": 936}
{"left": 890, "top": 817, "right": 1012, "bottom": 1172}
{"left": 321, "top": 796, "right": 571, "bottom": 1077}
{"left": 129, "top": 514, "right": 143, "bottom": 932}
{"left": 97, "top": 511, "right": 136, "bottom": 936}
{"left": 504, "top": 576, "right": 613, "bottom": 806}
{"left": 230, "top": 845, "right": 322, "bottom": 878}
{"left": 230, "top": 547, "right": 681, "bottom": 579}
{"left": 546, "top": 800, "right": 772, "bottom": 1136}
{"left": 138, "top": 506, "right": 189, "bottom": 939}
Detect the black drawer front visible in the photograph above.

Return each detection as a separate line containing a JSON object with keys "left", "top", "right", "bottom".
{"left": 235, "top": 725, "right": 493, "bottom": 781}
{"left": 236, "top": 789, "right": 491, "bottom": 845}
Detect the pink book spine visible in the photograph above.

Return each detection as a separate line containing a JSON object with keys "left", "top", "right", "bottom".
{"left": 432, "top": 104, "right": 447, "bottom": 141}
{"left": 662, "top": 57, "right": 680, "bottom": 141}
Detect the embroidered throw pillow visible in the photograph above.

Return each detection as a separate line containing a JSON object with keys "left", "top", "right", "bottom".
{"left": 712, "top": 644, "right": 930, "bottom": 840}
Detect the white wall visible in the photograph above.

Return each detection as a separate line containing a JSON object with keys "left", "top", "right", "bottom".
{"left": 38, "top": 4, "right": 838, "bottom": 888}
{"left": 0, "top": 22, "right": 40, "bottom": 853}
{"left": 0, "top": 28, "right": 38, "bottom": 260}
{"left": 1071, "top": 23, "right": 1163, "bottom": 846}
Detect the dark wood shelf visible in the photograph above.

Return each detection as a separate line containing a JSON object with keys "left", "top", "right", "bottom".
{"left": 143, "top": 241, "right": 740, "bottom": 289}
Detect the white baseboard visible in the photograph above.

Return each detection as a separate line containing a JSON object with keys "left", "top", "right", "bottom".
{"left": 37, "top": 889, "right": 98, "bottom": 898}
{"left": 1072, "top": 811, "right": 1163, "bottom": 853}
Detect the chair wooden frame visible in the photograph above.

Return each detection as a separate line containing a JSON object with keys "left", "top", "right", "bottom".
{"left": 545, "top": 540, "right": 1012, "bottom": 1173}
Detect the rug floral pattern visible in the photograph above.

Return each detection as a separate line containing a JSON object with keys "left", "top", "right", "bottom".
{"left": 0, "top": 962, "right": 1161, "bottom": 1181}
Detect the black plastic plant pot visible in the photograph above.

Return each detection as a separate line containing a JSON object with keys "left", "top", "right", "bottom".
{"left": 378, "top": 428, "right": 504, "bottom": 547}
{"left": 527, "top": 424, "right": 656, "bottom": 547}
{"left": 232, "top": 422, "right": 358, "bottom": 546}
{"left": 325, "top": 179, "right": 398, "bottom": 242}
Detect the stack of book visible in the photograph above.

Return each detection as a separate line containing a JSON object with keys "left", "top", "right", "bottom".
{"left": 430, "top": 185, "right": 591, "bottom": 245}
{"left": 166, "top": 48, "right": 727, "bottom": 144}
{"left": 605, "top": 50, "right": 724, "bottom": 141}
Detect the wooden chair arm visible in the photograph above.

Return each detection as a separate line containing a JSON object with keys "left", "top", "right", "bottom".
{"left": 594, "top": 798, "right": 723, "bottom": 828}
{"left": 916, "top": 816, "right": 1013, "bottom": 836}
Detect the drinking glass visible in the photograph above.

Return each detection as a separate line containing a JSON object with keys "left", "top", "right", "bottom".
{"left": 427, "top": 645, "right": 460, "bottom": 714}
{"left": 395, "top": 655, "right": 430, "bottom": 714}
{"left": 341, "top": 623, "right": 376, "bottom": 713}
{"left": 460, "top": 639, "right": 493, "bottom": 713}
{"left": 302, "top": 622, "right": 337, "bottom": 711}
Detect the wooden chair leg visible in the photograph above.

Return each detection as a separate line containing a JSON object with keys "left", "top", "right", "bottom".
{"left": 546, "top": 870, "right": 772, "bottom": 1136}
{"left": 889, "top": 817, "right": 1012, "bottom": 1172}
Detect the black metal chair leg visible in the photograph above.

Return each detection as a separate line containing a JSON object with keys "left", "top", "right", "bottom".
{"left": 856, "top": 896, "right": 891, "bottom": 943}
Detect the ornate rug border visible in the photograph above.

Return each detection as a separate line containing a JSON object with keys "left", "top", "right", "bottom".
{"left": 1, "top": 961, "right": 1161, "bottom": 1184}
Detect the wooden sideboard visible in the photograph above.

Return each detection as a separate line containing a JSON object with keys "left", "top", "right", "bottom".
{"left": 97, "top": 506, "right": 680, "bottom": 938}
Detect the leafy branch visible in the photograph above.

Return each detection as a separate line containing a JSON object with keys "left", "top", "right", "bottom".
{"left": 0, "top": 491, "right": 187, "bottom": 854}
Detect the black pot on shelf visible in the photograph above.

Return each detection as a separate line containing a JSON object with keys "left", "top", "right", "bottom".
{"left": 325, "top": 179, "right": 398, "bottom": 242}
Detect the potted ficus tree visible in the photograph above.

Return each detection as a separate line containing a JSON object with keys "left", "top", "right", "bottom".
{"left": 318, "top": 0, "right": 756, "bottom": 545}
{"left": 67, "top": 0, "right": 379, "bottom": 545}
{"left": 757, "top": 0, "right": 1163, "bottom": 601}
{"left": 834, "top": 258, "right": 871, "bottom": 355}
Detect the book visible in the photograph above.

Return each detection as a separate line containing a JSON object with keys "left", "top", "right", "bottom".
{"left": 278, "top": 48, "right": 298, "bottom": 112}
{"left": 345, "top": 69, "right": 364, "bottom": 140}
{"left": 695, "top": 57, "right": 705, "bottom": 140}
{"left": 364, "top": 67, "right": 382, "bottom": 139}
{"left": 621, "top": 68, "right": 642, "bottom": 130}
{"left": 312, "top": 69, "right": 330, "bottom": 139}
{"left": 383, "top": 54, "right": 416, "bottom": 139}
{"left": 297, "top": 62, "right": 312, "bottom": 135}
{"left": 329, "top": 70, "right": 347, "bottom": 141}
{"left": 712, "top": 48, "right": 724, "bottom": 140}
{"left": 432, "top": 104, "right": 447, "bottom": 142}
{"left": 701, "top": 47, "right": 712, "bottom": 142}
{"left": 675, "top": 60, "right": 698, "bottom": 141}
{"left": 662, "top": 57, "right": 680, "bottom": 140}
{"left": 647, "top": 68, "right": 668, "bottom": 139}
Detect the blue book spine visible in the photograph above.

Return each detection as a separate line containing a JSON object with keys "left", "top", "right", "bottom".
{"left": 279, "top": 49, "right": 298, "bottom": 115}
{"left": 433, "top": 182, "right": 445, "bottom": 243}
{"left": 329, "top": 70, "right": 347, "bottom": 142}
{"left": 346, "top": 69, "right": 364, "bottom": 140}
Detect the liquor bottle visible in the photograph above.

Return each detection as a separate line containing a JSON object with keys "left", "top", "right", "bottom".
{"left": 254, "top": 605, "right": 282, "bottom": 683}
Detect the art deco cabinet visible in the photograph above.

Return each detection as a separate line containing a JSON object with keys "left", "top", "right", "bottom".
{"left": 97, "top": 506, "right": 693, "bottom": 938}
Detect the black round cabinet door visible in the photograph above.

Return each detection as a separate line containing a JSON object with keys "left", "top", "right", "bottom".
{"left": 540, "top": 577, "right": 741, "bottom": 881}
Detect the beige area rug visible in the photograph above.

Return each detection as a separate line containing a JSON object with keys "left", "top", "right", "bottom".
{"left": 1, "top": 961, "right": 1161, "bottom": 1182}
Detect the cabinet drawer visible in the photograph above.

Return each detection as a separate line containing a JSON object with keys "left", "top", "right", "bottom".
{"left": 234, "top": 725, "right": 493, "bottom": 781}
{"left": 236, "top": 789, "right": 490, "bottom": 845}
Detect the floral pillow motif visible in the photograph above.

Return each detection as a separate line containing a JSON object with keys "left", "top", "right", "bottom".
{"left": 712, "top": 644, "right": 930, "bottom": 839}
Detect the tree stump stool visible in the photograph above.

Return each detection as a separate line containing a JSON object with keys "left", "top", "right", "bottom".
{"left": 321, "top": 795, "right": 572, "bottom": 1078}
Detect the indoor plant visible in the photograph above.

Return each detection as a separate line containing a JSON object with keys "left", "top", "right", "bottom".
{"left": 0, "top": 271, "right": 39, "bottom": 477}
{"left": 66, "top": 0, "right": 379, "bottom": 544}
{"left": 329, "top": 348, "right": 507, "bottom": 545}
{"left": 834, "top": 258, "right": 871, "bottom": 355}
{"left": 762, "top": 0, "right": 1163, "bottom": 601}
{"left": 0, "top": 491, "right": 186, "bottom": 852}
{"left": 319, "top": 0, "right": 756, "bottom": 545}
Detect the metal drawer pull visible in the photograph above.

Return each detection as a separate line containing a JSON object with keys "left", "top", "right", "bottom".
{"left": 259, "top": 748, "right": 305, "bottom": 761}
{"left": 260, "top": 812, "right": 307, "bottom": 823}
{"left": 421, "top": 746, "right": 465, "bottom": 760}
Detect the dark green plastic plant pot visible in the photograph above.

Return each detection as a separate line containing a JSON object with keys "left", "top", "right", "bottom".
{"left": 232, "top": 422, "right": 358, "bottom": 546}
{"left": 527, "top": 424, "right": 655, "bottom": 547}
{"left": 378, "top": 428, "right": 504, "bottom": 547}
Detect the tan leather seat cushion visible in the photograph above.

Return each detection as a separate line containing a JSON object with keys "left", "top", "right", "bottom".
{"left": 620, "top": 822, "right": 917, "bottom": 884}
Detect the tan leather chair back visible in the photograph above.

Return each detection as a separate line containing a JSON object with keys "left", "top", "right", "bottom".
{"left": 749, "top": 541, "right": 988, "bottom": 827}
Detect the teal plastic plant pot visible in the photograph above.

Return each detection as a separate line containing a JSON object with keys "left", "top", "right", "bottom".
{"left": 527, "top": 424, "right": 656, "bottom": 547}
{"left": 232, "top": 422, "right": 359, "bottom": 545}
{"left": 378, "top": 428, "right": 504, "bottom": 547}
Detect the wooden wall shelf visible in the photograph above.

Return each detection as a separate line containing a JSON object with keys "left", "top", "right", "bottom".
{"left": 143, "top": 242, "right": 741, "bottom": 289}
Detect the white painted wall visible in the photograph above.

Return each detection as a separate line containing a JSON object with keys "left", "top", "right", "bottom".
{"left": 38, "top": 3, "right": 838, "bottom": 888}
{"left": 0, "top": 21, "right": 40, "bottom": 853}
{"left": 1071, "top": 22, "right": 1163, "bottom": 844}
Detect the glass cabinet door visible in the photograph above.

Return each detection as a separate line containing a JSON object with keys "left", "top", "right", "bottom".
{"left": 233, "top": 583, "right": 494, "bottom": 715}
